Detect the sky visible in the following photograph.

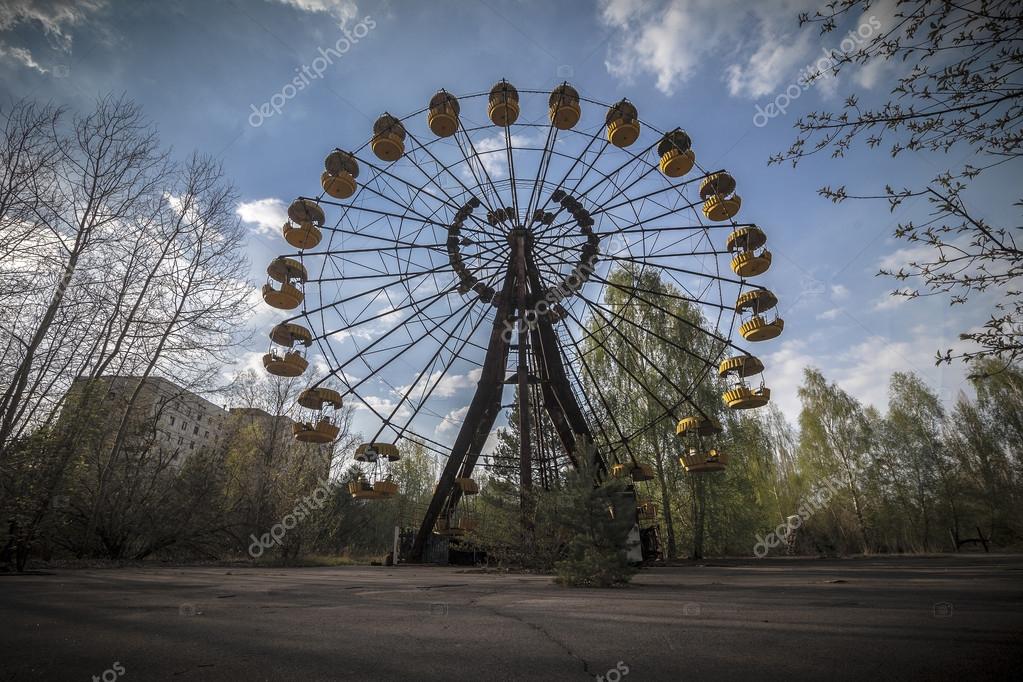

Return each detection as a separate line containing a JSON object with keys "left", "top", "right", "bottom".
{"left": 2, "top": 0, "right": 1014, "bottom": 447}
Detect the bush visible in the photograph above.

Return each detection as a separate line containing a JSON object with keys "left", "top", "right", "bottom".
{"left": 554, "top": 448, "right": 636, "bottom": 587}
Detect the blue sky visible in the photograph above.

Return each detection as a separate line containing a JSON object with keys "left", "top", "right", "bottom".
{"left": 2, "top": 0, "right": 1013, "bottom": 443}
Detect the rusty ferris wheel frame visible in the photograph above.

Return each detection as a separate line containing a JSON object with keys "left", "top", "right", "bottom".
{"left": 259, "top": 82, "right": 782, "bottom": 561}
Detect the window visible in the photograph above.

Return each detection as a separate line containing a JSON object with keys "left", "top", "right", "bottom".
{"left": 204, "top": 430, "right": 209, "bottom": 439}
{"left": 170, "top": 416, "right": 176, "bottom": 426}
{"left": 178, "top": 436, "right": 183, "bottom": 445}
{"left": 189, "top": 442, "right": 195, "bottom": 450}
{"left": 181, "top": 421, "right": 186, "bottom": 430}
{"left": 193, "top": 425, "right": 199, "bottom": 435}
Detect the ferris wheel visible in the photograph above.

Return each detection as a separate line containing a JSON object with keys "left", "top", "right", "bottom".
{"left": 259, "top": 81, "right": 784, "bottom": 559}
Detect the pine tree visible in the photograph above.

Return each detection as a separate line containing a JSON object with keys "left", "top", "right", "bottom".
{"left": 554, "top": 443, "right": 636, "bottom": 587}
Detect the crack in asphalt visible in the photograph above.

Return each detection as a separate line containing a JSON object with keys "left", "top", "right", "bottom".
{"left": 468, "top": 589, "right": 593, "bottom": 679}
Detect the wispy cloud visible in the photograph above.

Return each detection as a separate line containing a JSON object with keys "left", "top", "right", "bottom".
{"left": 437, "top": 405, "right": 469, "bottom": 434}
{"left": 461, "top": 133, "right": 531, "bottom": 182}
{"left": 598, "top": 0, "right": 893, "bottom": 100}
{"left": 599, "top": 0, "right": 817, "bottom": 97}
{"left": 0, "top": 42, "right": 47, "bottom": 72}
{"left": 0, "top": 0, "right": 105, "bottom": 72}
{"left": 236, "top": 197, "right": 287, "bottom": 237}
{"left": 272, "top": 0, "right": 358, "bottom": 27}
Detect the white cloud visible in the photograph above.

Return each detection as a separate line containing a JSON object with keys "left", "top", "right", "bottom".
{"left": 399, "top": 367, "right": 481, "bottom": 400}
{"left": 0, "top": 42, "right": 47, "bottom": 73}
{"left": 599, "top": 0, "right": 816, "bottom": 97}
{"left": 461, "top": 134, "right": 531, "bottom": 182}
{"left": 437, "top": 405, "right": 469, "bottom": 435}
{"left": 598, "top": 0, "right": 897, "bottom": 100}
{"left": 0, "top": 0, "right": 105, "bottom": 72}
{"left": 852, "top": 0, "right": 898, "bottom": 89}
{"left": 236, "top": 198, "right": 287, "bottom": 237}
{"left": 872, "top": 292, "right": 908, "bottom": 311}
{"left": 817, "top": 307, "right": 841, "bottom": 320}
{"left": 764, "top": 338, "right": 815, "bottom": 419}
{"left": 357, "top": 393, "right": 411, "bottom": 418}
{"left": 0, "top": 0, "right": 105, "bottom": 50}
{"left": 273, "top": 0, "right": 358, "bottom": 27}
{"left": 726, "top": 31, "right": 813, "bottom": 99}
{"left": 830, "top": 284, "right": 850, "bottom": 301}
{"left": 764, "top": 329, "right": 972, "bottom": 423}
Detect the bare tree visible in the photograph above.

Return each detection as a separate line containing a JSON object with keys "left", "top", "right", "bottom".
{"left": 0, "top": 95, "right": 166, "bottom": 451}
{"left": 771, "top": 0, "right": 1023, "bottom": 374}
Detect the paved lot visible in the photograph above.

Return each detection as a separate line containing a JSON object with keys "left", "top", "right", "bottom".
{"left": 1, "top": 555, "right": 1021, "bottom": 681}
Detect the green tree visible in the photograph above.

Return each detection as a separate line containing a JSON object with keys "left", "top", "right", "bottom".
{"left": 797, "top": 368, "right": 873, "bottom": 553}
{"left": 554, "top": 445, "right": 636, "bottom": 587}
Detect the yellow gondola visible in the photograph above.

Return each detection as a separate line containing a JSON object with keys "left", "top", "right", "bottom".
{"left": 282, "top": 220, "right": 321, "bottom": 250}
{"left": 675, "top": 415, "right": 723, "bottom": 437}
{"left": 718, "top": 354, "right": 765, "bottom": 378}
{"left": 261, "top": 281, "right": 303, "bottom": 310}
{"left": 427, "top": 90, "right": 459, "bottom": 137}
{"left": 263, "top": 349, "right": 308, "bottom": 377}
{"left": 605, "top": 99, "right": 640, "bottom": 147}
{"left": 735, "top": 288, "right": 777, "bottom": 314}
{"left": 488, "top": 80, "right": 519, "bottom": 127}
{"left": 722, "top": 385, "right": 771, "bottom": 409}
{"left": 321, "top": 150, "right": 359, "bottom": 200}
{"left": 267, "top": 257, "right": 308, "bottom": 284}
{"left": 269, "top": 322, "right": 312, "bottom": 348}
{"left": 549, "top": 83, "right": 581, "bottom": 130}
{"left": 679, "top": 448, "right": 729, "bottom": 473}
{"left": 297, "top": 387, "right": 343, "bottom": 411}
{"left": 371, "top": 114, "right": 406, "bottom": 161}
{"left": 287, "top": 198, "right": 325, "bottom": 226}
{"left": 726, "top": 226, "right": 771, "bottom": 277}
{"left": 355, "top": 442, "right": 401, "bottom": 462}
{"left": 293, "top": 418, "right": 339, "bottom": 443}
{"left": 740, "top": 315, "right": 785, "bottom": 342}
{"left": 658, "top": 129, "right": 695, "bottom": 177}
{"left": 701, "top": 171, "right": 741, "bottom": 221}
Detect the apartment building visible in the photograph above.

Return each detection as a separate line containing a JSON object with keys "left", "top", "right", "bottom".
{"left": 64, "top": 376, "right": 330, "bottom": 473}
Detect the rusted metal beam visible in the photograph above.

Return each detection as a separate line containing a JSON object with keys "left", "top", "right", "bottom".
{"left": 408, "top": 252, "right": 517, "bottom": 562}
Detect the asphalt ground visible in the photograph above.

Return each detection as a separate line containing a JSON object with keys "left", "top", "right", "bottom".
{"left": 1, "top": 555, "right": 1021, "bottom": 681}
